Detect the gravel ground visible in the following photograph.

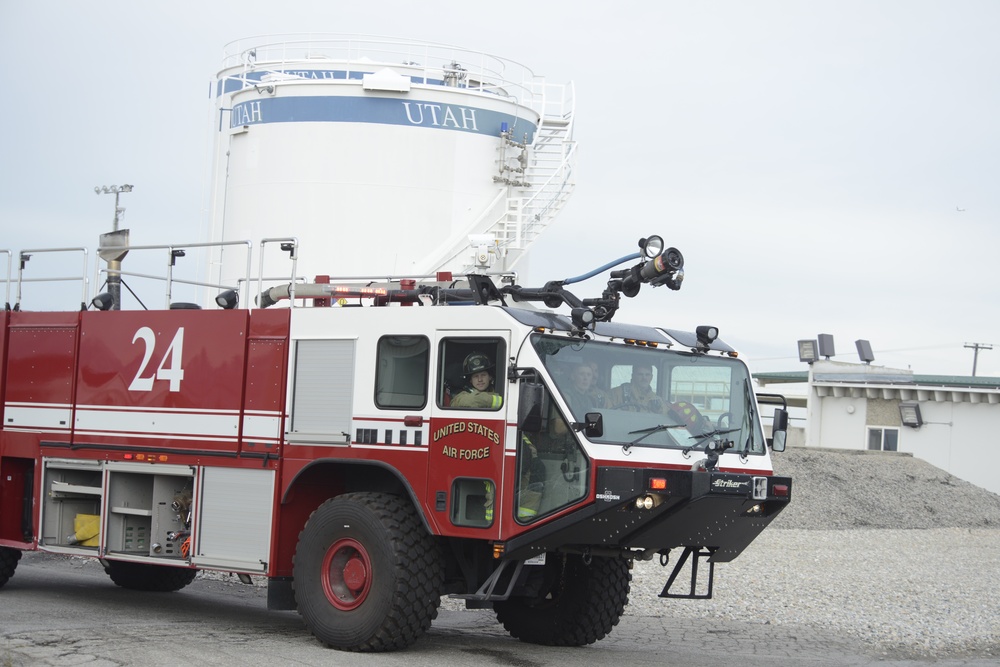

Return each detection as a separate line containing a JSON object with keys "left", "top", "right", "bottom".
{"left": 624, "top": 448, "right": 1000, "bottom": 659}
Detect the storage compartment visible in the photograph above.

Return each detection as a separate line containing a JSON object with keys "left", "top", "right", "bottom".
{"left": 105, "top": 464, "right": 194, "bottom": 559}
{"left": 41, "top": 460, "right": 104, "bottom": 549}
{"left": 193, "top": 467, "right": 274, "bottom": 572}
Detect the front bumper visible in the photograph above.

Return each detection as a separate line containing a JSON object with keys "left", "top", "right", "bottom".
{"left": 503, "top": 466, "right": 792, "bottom": 562}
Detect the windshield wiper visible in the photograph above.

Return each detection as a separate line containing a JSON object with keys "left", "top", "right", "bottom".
{"left": 624, "top": 423, "right": 685, "bottom": 453}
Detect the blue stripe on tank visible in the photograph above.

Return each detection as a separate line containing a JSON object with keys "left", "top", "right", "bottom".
{"left": 228, "top": 96, "right": 536, "bottom": 140}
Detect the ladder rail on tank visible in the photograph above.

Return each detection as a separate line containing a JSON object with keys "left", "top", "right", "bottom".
{"left": 484, "top": 81, "right": 577, "bottom": 265}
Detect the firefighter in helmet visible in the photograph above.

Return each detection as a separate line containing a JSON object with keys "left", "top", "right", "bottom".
{"left": 450, "top": 352, "right": 503, "bottom": 409}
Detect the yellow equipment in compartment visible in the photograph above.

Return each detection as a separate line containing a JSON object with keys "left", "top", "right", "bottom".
{"left": 72, "top": 514, "right": 100, "bottom": 547}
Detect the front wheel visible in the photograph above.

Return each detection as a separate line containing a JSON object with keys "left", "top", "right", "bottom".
{"left": 293, "top": 492, "right": 443, "bottom": 652}
{"left": 495, "top": 553, "right": 631, "bottom": 646}
{"left": 0, "top": 547, "right": 21, "bottom": 588}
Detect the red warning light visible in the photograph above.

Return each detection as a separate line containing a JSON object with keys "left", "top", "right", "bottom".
{"left": 649, "top": 478, "right": 667, "bottom": 491}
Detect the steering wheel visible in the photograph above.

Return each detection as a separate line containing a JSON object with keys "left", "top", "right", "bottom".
{"left": 716, "top": 412, "right": 733, "bottom": 429}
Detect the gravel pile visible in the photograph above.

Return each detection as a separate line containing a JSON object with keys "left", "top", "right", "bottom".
{"left": 626, "top": 447, "right": 1000, "bottom": 658}
{"left": 767, "top": 446, "right": 1000, "bottom": 530}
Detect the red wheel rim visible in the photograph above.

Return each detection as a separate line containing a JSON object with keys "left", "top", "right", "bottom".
{"left": 321, "top": 537, "right": 372, "bottom": 610}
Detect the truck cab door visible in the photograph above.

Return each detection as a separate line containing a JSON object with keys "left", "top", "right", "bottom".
{"left": 427, "top": 332, "right": 510, "bottom": 538}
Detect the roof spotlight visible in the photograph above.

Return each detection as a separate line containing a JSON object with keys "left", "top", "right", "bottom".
{"left": 696, "top": 325, "right": 719, "bottom": 349}
{"left": 91, "top": 293, "right": 113, "bottom": 311}
{"left": 215, "top": 289, "right": 239, "bottom": 310}
{"left": 571, "top": 307, "right": 595, "bottom": 330}
{"left": 640, "top": 235, "right": 664, "bottom": 259}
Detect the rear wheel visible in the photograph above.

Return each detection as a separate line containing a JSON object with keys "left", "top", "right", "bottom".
{"left": 103, "top": 560, "right": 197, "bottom": 592}
{"left": 293, "top": 492, "right": 443, "bottom": 652}
{"left": 495, "top": 553, "right": 631, "bottom": 646}
{"left": 0, "top": 547, "right": 21, "bottom": 588}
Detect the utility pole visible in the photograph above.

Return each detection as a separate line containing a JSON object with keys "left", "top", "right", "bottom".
{"left": 964, "top": 342, "right": 993, "bottom": 377}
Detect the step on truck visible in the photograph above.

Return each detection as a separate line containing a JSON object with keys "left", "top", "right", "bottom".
{"left": 0, "top": 235, "right": 791, "bottom": 651}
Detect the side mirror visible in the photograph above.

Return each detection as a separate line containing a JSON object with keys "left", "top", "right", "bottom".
{"left": 770, "top": 408, "right": 789, "bottom": 452}
{"left": 518, "top": 382, "right": 544, "bottom": 433}
{"left": 581, "top": 412, "right": 603, "bottom": 438}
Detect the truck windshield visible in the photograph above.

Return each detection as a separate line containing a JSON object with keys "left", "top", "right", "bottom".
{"left": 531, "top": 335, "right": 766, "bottom": 455}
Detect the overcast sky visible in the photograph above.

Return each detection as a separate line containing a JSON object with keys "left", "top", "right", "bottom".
{"left": 1, "top": 1, "right": 998, "bottom": 377}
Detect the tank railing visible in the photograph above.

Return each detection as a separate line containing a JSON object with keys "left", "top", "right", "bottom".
{"left": 94, "top": 240, "right": 252, "bottom": 310}
{"left": 513, "top": 142, "right": 578, "bottom": 245}
{"left": 222, "top": 34, "right": 548, "bottom": 112}
{"left": 1, "top": 249, "right": 11, "bottom": 308}
{"left": 256, "top": 237, "right": 300, "bottom": 308}
{"left": 222, "top": 65, "right": 533, "bottom": 105}
{"left": 230, "top": 60, "right": 539, "bottom": 109}
{"left": 527, "top": 80, "right": 576, "bottom": 127}
{"left": 224, "top": 34, "right": 537, "bottom": 80}
{"left": 15, "top": 247, "right": 89, "bottom": 311}
{"left": 488, "top": 81, "right": 577, "bottom": 256}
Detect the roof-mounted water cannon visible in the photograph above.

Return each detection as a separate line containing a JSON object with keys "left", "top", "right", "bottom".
{"left": 502, "top": 234, "right": 686, "bottom": 324}
{"left": 618, "top": 236, "right": 684, "bottom": 297}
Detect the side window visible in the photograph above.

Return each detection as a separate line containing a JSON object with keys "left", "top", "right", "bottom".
{"left": 451, "top": 478, "right": 494, "bottom": 527}
{"left": 375, "top": 336, "right": 429, "bottom": 409}
{"left": 516, "top": 383, "right": 588, "bottom": 523}
{"left": 867, "top": 427, "right": 899, "bottom": 451}
{"left": 438, "top": 338, "right": 506, "bottom": 410}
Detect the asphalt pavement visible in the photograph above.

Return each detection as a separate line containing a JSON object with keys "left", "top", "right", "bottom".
{"left": 1, "top": 552, "right": 995, "bottom": 667}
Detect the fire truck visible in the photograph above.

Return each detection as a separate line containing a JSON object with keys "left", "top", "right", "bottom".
{"left": 0, "top": 235, "right": 790, "bottom": 652}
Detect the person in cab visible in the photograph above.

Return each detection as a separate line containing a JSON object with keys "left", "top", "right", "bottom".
{"left": 450, "top": 352, "right": 503, "bottom": 409}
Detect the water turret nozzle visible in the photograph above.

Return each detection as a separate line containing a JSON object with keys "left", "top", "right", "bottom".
{"left": 621, "top": 239, "right": 684, "bottom": 295}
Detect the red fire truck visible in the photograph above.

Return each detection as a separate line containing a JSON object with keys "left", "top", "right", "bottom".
{"left": 0, "top": 235, "right": 790, "bottom": 651}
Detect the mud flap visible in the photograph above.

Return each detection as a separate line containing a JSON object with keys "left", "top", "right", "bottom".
{"left": 659, "top": 546, "right": 715, "bottom": 599}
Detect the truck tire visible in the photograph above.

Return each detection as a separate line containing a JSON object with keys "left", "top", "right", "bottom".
{"left": 0, "top": 547, "right": 21, "bottom": 588}
{"left": 293, "top": 492, "right": 443, "bottom": 652}
{"left": 494, "top": 553, "right": 631, "bottom": 646}
{"left": 103, "top": 560, "right": 198, "bottom": 592}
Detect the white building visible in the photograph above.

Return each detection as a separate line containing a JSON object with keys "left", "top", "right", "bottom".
{"left": 755, "top": 360, "right": 1000, "bottom": 496}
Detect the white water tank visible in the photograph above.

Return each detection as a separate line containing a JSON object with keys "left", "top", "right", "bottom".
{"left": 207, "top": 35, "right": 576, "bottom": 293}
